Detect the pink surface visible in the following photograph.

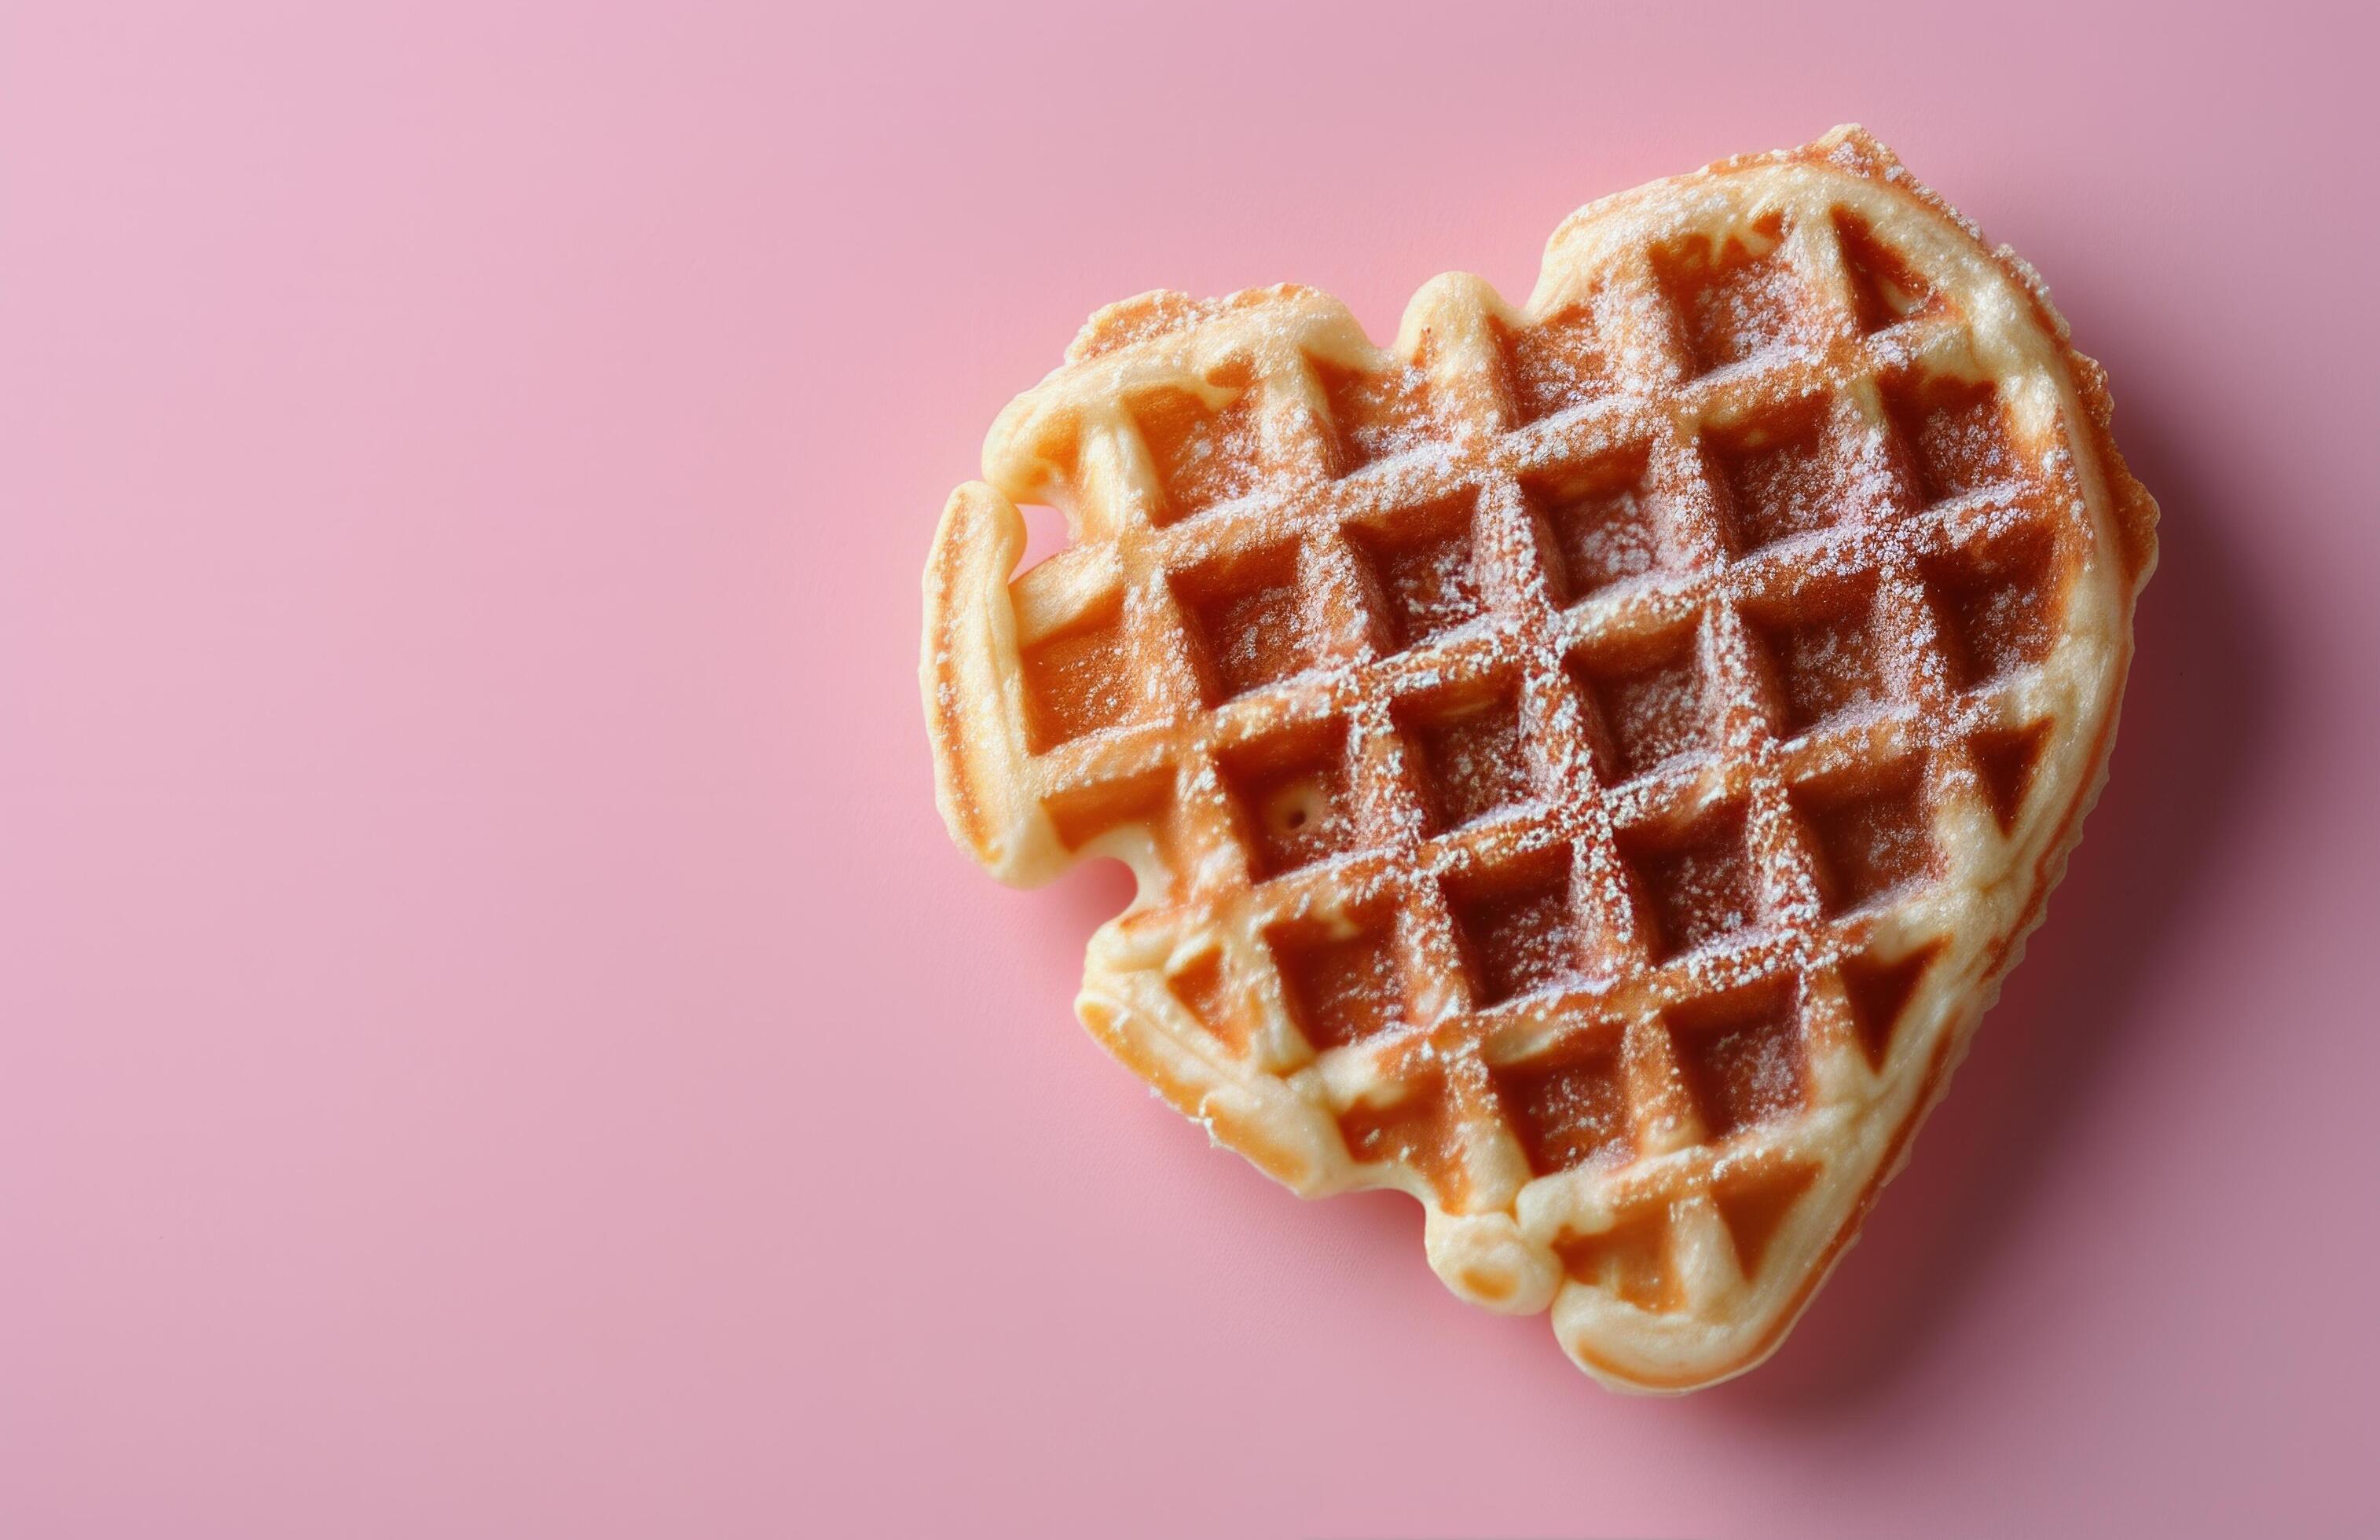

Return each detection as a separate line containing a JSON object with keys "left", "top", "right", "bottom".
{"left": 2, "top": 4, "right": 2373, "bottom": 1536}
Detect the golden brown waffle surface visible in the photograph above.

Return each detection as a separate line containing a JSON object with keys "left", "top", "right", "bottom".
{"left": 922, "top": 126, "right": 2155, "bottom": 1392}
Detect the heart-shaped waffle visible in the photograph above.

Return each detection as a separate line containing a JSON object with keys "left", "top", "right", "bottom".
{"left": 922, "top": 126, "right": 2155, "bottom": 1392}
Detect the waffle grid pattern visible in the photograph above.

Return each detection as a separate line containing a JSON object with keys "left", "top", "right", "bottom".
{"left": 925, "top": 130, "right": 2152, "bottom": 1391}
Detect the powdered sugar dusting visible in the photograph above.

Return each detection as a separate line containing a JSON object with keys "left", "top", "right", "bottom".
{"left": 933, "top": 129, "right": 2132, "bottom": 1370}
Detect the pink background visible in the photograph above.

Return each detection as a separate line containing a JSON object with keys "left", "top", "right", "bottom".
{"left": 3, "top": 3, "right": 2373, "bottom": 1536}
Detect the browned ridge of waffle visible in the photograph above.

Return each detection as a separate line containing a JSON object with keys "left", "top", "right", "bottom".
{"left": 922, "top": 126, "right": 2154, "bottom": 1392}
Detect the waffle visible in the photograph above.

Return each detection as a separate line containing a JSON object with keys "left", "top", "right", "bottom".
{"left": 921, "top": 126, "right": 2155, "bottom": 1392}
